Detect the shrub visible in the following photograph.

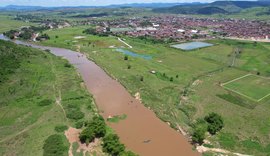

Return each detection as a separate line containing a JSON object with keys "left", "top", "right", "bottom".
{"left": 64, "top": 62, "right": 72, "bottom": 68}
{"left": 140, "top": 76, "right": 144, "bottom": 82}
{"left": 124, "top": 55, "right": 128, "bottom": 60}
{"left": 127, "top": 65, "right": 131, "bottom": 69}
{"left": 39, "top": 99, "right": 53, "bottom": 106}
{"left": 55, "top": 125, "right": 68, "bottom": 133}
{"left": 43, "top": 134, "right": 68, "bottom": 156}
{"left": 121, "top": 151, "right": 138, "bottom": 156}
{"left": 66, "top": 109, "right": 84, "bottom": 120}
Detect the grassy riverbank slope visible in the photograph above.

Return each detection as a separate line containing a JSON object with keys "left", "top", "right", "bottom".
{"left": 41, "top": 26, "right": 270, "bottom": 155}
{"left": 0, "top": 40, "right": 98, "bottom": 156}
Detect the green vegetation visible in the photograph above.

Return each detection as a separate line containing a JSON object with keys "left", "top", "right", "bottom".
{"left": 43, "top": 134, "right": 68, "bottom": 156}
{"left": 107, "top": 114, "right": 127, "bottom": 123}
{"left": 79, "top": 116, "right": 106, "bottom": 143}
{"left": 0, "top": 40, "right": 95, "bottom": 155}
{"left": 102, "top": 134, "right": 125, "bottom": 156}
{"left": 223, "top": 74, "right": 270, "bottom": 101}
{"left": 55, "top": 125, "right": 68, "bottom": 133}
{"left": 204, "top": 113, "right": 224, "bottom": 135}
{"left": 0, "top": 15, "right": 36, "bottom": 33}
{"left": 39, "top": 26, "right": 270, "bottom": 155}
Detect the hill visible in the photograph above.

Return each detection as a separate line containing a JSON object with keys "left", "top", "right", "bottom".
{"left": 153, "top": 1, "right": 270, "bottom": 15}
{"left": 0, "top": 2, "right": 206, "bottom": 11}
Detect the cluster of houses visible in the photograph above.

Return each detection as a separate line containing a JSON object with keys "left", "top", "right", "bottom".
{"left": 88, "top": 15, "right": 270, "bottom": 41}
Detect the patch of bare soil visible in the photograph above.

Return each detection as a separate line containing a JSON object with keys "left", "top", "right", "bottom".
{"left": 65, "top": 127, "right": 103, "bottom": 156}
{"left": 135, "top": 92, "right": 142, "bottom": 103}
{"left": 192, "top": 79, "right": 203, "bottom": 86}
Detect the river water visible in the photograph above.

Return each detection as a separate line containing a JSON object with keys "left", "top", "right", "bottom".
{"left": 0, "top": 34, "right": 199, "bottom": 156}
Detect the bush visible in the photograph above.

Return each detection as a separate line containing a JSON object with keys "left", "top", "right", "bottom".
{"left": 121, "top": 151, "right": 138, "bottom": 156}
{"left": 140, "top": 76, "right": 144, "bottom": 82}
{"left": 124, "top": 55, "right": 128, "bottom": 60}
{"left": 43, "top": 134, "right": 68, "bottom": 156}
{"left": 64, "top": 62, "right": 72, "bottom": 68}
{"left": 75, "top": 121, "right": 85, "bottom": 129}
{"left": 102, "top": 134, "right": 125, "bottom": 156}
{"left": 39, "top": 99, "right": 53, "bottom": 106}
{"left": 55, "top": 125, "right": 68, "bottom": 133}
{"left": 66, "top": 109, "right": 84, "bottom": 120}
{"left": 204, "top": 112, "right": 224, "bottom": 135}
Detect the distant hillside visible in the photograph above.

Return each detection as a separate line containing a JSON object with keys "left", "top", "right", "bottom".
{"left": 153, "top": 1, "right": 270, "bottom": 15}
{"left": 0, "top": 2, "right": 206, "bottom": 11}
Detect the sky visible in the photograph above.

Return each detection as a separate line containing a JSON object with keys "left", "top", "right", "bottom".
{"left": 0, "top": 0, "right": 256, "bottom": 7}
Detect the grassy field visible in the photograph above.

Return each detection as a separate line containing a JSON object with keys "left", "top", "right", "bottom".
{"left": 40, "top": 26, "right": 270, "bottom": 155}
{"left": 0, "top": 40, "right": 97, "bottom": 156}
{"left": 0, "top": 15, "right": 36, "bottom": 33}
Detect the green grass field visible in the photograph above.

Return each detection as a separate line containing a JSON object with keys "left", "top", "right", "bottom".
{"left": 223, "top": 74, "right": 270, "bottom": 101}
{"left": 39, "top": 26, "right": 270, "bottom": 155}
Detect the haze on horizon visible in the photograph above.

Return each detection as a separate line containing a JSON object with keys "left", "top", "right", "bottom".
{"left": 0, "top": 0, "right": 257, "bottom": 7}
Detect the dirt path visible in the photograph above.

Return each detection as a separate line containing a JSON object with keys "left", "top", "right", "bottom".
{"left": 118, "top": 37, "right": 133, "bottom": 48}
{"left": 48, "top": 53, "right": 68, "bottom": 121}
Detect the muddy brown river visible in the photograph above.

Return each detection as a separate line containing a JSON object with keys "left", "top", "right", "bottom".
{"left": 1, "top": 34, "right": 199, "bottom": 156}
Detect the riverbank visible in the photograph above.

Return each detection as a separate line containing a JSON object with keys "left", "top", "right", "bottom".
{"left": 0, "top": 39, "right": 97, "bottom": 156}
{"left": 0, "top": 35, "right": 198, "bottom": 156}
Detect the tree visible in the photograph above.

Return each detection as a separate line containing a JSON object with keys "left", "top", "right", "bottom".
{"left": 79, "top": 126, "right": 95, "bottom": 143}
{"left": 79, "top": 116, "right": 106, "bottom": 143}
{"left": 192, "top": 126, "right": 206, "bottom": 145}
{"left": 192, "top": 119, "right": 207, "bottom": 145}
{"left": 102, "top": 134, "right": 125, "bottom": 156}
{"left": 91, "top": 116, "right": 106, "bottom": 138}
{"left": 204, "top": 112, "right": 224, "bottom": 135}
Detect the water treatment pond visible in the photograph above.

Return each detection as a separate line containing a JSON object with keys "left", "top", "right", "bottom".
{"left": 171, "top": 42, "right": 214, "bottom": 50}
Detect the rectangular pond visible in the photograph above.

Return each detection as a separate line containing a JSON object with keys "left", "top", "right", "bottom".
{"left": 171, "top": 42, "right": 214, "bottom": 50}
{"left": 115, "top": 48, "right": 152, "bottom": 60}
